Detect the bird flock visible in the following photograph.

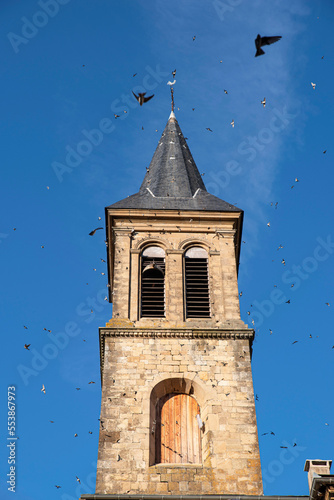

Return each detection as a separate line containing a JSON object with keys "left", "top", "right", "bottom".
{"left": 15, "top": 28, "right": 331, "bottom": 495}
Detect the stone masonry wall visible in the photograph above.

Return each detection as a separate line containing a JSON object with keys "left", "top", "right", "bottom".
{"left": 96, "top": 332, "right": 263, "bottom": 495}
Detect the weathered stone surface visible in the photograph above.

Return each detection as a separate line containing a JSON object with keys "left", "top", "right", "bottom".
{"left": 95, "top": 211, "right": 263, "bottom": 496}
{"left": 95, "top": 334, "right": 262, "bottom": 495}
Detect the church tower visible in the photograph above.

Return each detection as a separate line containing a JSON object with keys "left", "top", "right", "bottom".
{"left": 88, "top": 110, "right": 263, "bottom": 496}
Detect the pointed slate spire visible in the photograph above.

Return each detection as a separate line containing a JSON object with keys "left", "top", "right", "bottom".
{"left": 108, "top": 113, "right": 240, "bottom": 212}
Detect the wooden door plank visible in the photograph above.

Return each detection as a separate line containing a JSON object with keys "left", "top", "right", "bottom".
{"left": 175, "top": 394, "right": 181, "bottom": 463}
{"left": 180, "top": 393, "right": 188, "bottom": 463}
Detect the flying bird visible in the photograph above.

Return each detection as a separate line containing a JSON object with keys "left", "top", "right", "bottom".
{"left": 89, "top": 227, "right": 103, "bottom": 236}
{"left": 193, "top": 36, "right": 196, "bottom": 41}
{"left": 292, "top": 341, "right": 298, "bottom": 344}
{"left": 114, "top": 114, "right": 120, "bottom": 119}
{"left": 74, "top": 433, "right": 78, "bottom": 437}
{"left": 55, "top": 485, "right": 61, "bottom": 489}
{"left": 261, "top": 97, "right": 266, "bottom": 108}
{"left": 167, "top": 80, "right": 176, "bottom": 85}
{"left": 206, "top": 127, "right": 213, "bottom": 132}
{"left": 172, "top": 69, "right": 176, "bottom": 78}
{"left": 231, "top": 119, "right": 235, "bottom": 127}
{"left": 132, "top": 91, "right": 154, "bottom": 106}
{"left": 255, "top": 34, "right": 282, "bottom": 57}
{"left": 41, "top": 384, "right": 46, "bottom": 394}
{"left": 76, "top": 476, "right": 81, "bottom": 484}
{"left": 311, "top": 82, "right": 316, "bottom": 89}
{"left": 24, "top": 344, "right": 30, "bottom": 350}
{"left": 224, "top": 89, "right": 228, "bottom": 94}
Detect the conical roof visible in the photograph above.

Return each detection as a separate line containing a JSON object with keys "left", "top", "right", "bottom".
{"left": 108, "top": 112, "right": 240, "bottom": 212}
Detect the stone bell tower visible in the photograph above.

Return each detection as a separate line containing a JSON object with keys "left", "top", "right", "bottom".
{"left": 83, "top": 110, "right": 263, "bottom": 498}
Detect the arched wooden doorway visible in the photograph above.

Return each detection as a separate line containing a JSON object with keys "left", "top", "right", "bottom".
{"left": 155, "top": 393, "right": 202, "bottom": 464}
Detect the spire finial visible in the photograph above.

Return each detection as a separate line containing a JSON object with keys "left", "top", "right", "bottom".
{"left": 167, "top": 78, "right": 176, "bottom": 113}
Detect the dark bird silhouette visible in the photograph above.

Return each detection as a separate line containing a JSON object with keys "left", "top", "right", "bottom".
{"left": 24, "top": 344, "right": 30, "bottom": 350}
{"left": 206, "top": 127, "right": 213, "bottom": 132}
{"left": 255, "top": 34, "right": 282, "bottom": 57}
{"left": 55, "top": 485, "right": 61, "bottom": 489}
{"left": 132, "top": 91, "right": 154, "bottom": 106}
{"left": 172, "top": 69, "right": 176, "bottom": 78}
{"left": 292, "top": 340, "right": 298, "bottom": 344}
{"left": 280, "top": 446, "right": 288, "bottom": 449}
{"left": 89, "top": 227, "right": 103, "bottom": 236}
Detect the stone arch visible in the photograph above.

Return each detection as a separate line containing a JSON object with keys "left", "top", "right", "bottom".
{"left": 149, "top": 375, "right": 213, "bottom": 466}
{"left": 134, "top": 236, "right": 169, "bottom": 250}
{"left": 178, "top": 237, "right": 215, "bottom": 252}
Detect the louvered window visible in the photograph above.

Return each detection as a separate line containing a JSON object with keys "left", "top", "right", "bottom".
{"left": 141, "top": 246, "right": 165, "bottom": 318}
{"left": 184, "top": 247, "right": 210, "bottom": 318}
{"left": 155, "top": 393, "right": 202, "bottom": 464}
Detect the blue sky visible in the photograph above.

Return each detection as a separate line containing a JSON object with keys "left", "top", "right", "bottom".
{"left": 1, "top": 1, "right": 333, "bottom": 499}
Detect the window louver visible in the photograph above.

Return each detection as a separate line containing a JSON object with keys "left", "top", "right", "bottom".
{"left": 141, "top": 257, "right": 165, "bottom": 317}
{"left": 185, "top": 258, "right": 210, "bottom": 318}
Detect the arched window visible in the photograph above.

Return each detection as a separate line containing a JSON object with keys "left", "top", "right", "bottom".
{"left": 141, "top": 246, "right": 165, "bottom": 317}
{"left": 184, "top": 247, "right": 210, "bottom": 318}
{"left": 155, "top": 393, "right": 202, "bottom": 464}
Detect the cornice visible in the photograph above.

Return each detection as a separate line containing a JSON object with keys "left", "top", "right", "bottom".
{"left": 99, "top": 327, "right": 254, "bottom": 380}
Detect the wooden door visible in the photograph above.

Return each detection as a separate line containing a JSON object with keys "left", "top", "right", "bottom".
{"left": 155, "top": 393, "right": 201, "bottom": 464}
